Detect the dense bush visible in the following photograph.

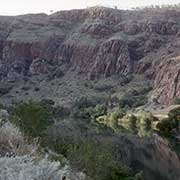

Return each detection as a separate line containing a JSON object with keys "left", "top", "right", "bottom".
{"left": 9, "top": 99, "right": 143, "bottom": 180}
{"left": 156, "top": 118, "right": 174, "bottom": 136}
{"left": 110, "top": 108, "right": 126, "bottom": 120}
{"left": 71, "top": 97, "right": 107, "bottom": 121}
{"left": 73, "top": 96, "right": 102, "bottom": 109}
{"left": 168, "top": 107, "right": 180, "bottom": 121}
{"left": 0, "top": 112, "right": 86, "bottom": 180}
{"left": 11, "top": 101, "right": 53, "bottom": 138}
{"left": 94, "top": 84, "right": 113, "bottom": 92}
{"left": 96, "top": 108, "right": 126, "bottom": 131}
{"left": 127, "top": 115, "right": 138, "bottom": 134}
{"left": 174, "top": 98, "right": 180, "bottom": 105}
{"left": 138, "top": 112, "right": 154, "bottom": 127}
{"left": 117, "top": 112, "right": 155, "bottom": 137}
{"left": 119, "top": 75, "right": 133, "bottom": 86}
{"left": 119, "top": 95, "right": 148, "bottom": 109}
{"left": 43, "top": 135, "right": 142, "bottom": 180}
{"left": 136, "top": 112, "right": 154, "bottom": 137}
{"left": 126, "top": 87, "right": 152, "bottom": 97}
{"left": 0, "top": 103, "right": 5, "bottom": 109}
{"left": 157, "top": 107, "right": 180, "bottom": 136}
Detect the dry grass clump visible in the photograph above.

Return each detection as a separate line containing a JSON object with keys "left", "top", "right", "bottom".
{"left": 0, "top": 121, "right": 39, "bottom": 156}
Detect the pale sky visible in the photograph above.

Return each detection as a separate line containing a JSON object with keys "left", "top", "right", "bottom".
{"left": 1, "top": 0, "right": 180, "bottom": 15}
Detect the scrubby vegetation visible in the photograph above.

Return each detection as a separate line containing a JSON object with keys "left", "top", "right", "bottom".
{"left": 6, "top": 100, "right": 145, "bottom": 180}
{"left": 11, "top": 101, "right": 53, "bottom": 138}
{"left": 118, "top": 86, "right": 151, "bottom": 109}
{"left": 0, "top": 155, "right": 69, "bottom": 180}
{"left": 0, "top": 120, "right": 75, "bottom": 180}
{"left": 0, "top": 122, "right": 38, "bottom": 156}
{"left": 1, "top": 95, "right": 179, "bottom": 180}
{"left": 119, "top": 95, "right": 147, "bottom": 109}
{"left": 97, "top": 110, "right": 156, "bottom": 137}
{"left": 155, "top": 107, "right": 180, "bottom": 154}
{"left": 157, "top": 107, "right": 180, "bottom": 137}
{"left": 44, "top": 135, "right": 142, "bottom": 180}
{"left": 174, "top": 98, "right": 180, "bottom": 105}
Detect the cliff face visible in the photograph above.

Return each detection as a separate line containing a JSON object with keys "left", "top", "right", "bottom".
{"left": 0, "top": 7, "right": 179, "bottom": 104}
{"left": 153, "top": 57, "right": 180, "bottom": 105}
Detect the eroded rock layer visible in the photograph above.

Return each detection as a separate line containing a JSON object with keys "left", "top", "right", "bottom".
{"left": 0, "top": 6, "right": 179, "bottom": 104}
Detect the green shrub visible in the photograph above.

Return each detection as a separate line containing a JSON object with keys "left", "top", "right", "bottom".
{"left": 119, "top": 95, "right": 147, "bottom": 109}
{"left": 133, "top": 112, "right": 155, "bottom": 137}
{"left": 43, "top": 135, "right": 142, "bottom": 180}
{"left": 156, "top": 118, "right": 173, "bottom": 136}
{"left": 168, "top": 107, "right": 180, "bottom": 121}
{"left": 138, "top": 112, "right": 154, "bottom": 128}
{"left": 156, "top": 107, "right": 180, "bottom": 136}
{"left": 174, "top": 98, "right": 180, "bottom": 105}
{"left": 108, "top": 109, "right": 126, "bottom": 128}
{"left": 71, "top": 102, "right": 107, "bottom": 122}
{"left": 0, "top": 103, "right": 4, "bottom": 109}
{"left": 119, "top": 75, "right": 133, "bottom": 86}
{"left": 11, "top": 101, "right": 53, "bottom": 138}
{"left": 94, "top": 84, "right": 113, "bottom": 92}
{"left": 9, "top": 99, "right": 144, "bottom": 180}
{"left": 128, "top": 115, "right": 138, "bottom": 133}
{"left": 73, "top": 96, "right": 94, "bottom": 109}
{"left": 111, "top": 108, "right": 126, "bottom": 119}
{"left": 91, "top": 105, "right": 107, "bottom": 119}
{"left": 73, "top": 96, "right": 105, "bottom": 110}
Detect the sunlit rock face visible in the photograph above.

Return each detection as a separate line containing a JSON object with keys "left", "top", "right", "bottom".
{"left": 0, "top": 6, "right": 179, "bottom": 104}
{"left": 153, "top": 57, "right": 180, "bottom": 105}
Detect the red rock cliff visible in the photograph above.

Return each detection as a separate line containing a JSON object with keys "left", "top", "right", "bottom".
{"left": 0, "top": 7, "right": 179, "bottom": 104}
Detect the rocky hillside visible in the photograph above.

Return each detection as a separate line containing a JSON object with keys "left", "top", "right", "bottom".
{"left": 0, "top": 6, "right": 179, "bottom": 105}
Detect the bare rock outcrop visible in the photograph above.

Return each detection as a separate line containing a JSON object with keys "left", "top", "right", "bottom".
{"left": 152, "top": 57, "right": 180, "bottom": 105}
{"left": 0, "top": 6, "right": 179, "bottom": 104}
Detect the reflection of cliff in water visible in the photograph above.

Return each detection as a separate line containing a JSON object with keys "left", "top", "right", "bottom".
{"left": 116, "top": 134, "right": 180, "bottom": 180}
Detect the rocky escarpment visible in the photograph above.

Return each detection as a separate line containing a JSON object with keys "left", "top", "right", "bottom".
{"left": 0, "top": 6, "right": 179, "bottom": 104}
{"left": 152, "top": 56, "right": 180, "bottom": 105}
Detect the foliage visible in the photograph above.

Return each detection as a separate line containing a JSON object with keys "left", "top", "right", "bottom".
{"left": 96, "top": 108, "right": 126, "bottom": 131}
{"left": 94, "top": 84, "right": 113, "bottom": 92}
{"left": 71, "top": 99, "right": 107, "bottom": 122}
{"left": 157, "top": 107, "right": 180, "bottom": 136}
{"left": 11, "top": 101, "right": 53, "bottom": 138}
{"left": 43, "top": 135, "right": 142, "bottom": 180}
{"left": 96, "top": 109, "right": 155, "bottom": 137}
{"left": 174, "top": 98, "right": 180, "bottom": 105}
{"left": 9, "top": 99, "right": 144, "bottom": 180}
{"left": 0, "top": 122, "right": 38, "bottom": 156}
{"left": 0, "top": 103, "right": 5, "bottom": 109}
{"left": 168, "top": 107, "right": 180, "bottom": 121}
{"left": 127, "top": 115, "right": 138, "bottom": 134}
{"left": 113, "top": 111, "right": 155, "bottom": 137}
{"left": 110, "top": 108, "right": 126, "bottom": 120}
{"left": 0, "top": 155, "right": 69, "bottom": 180}
{"left": 156, "top": 118, "right": 174, "bottom": 136}
{"left": 136, "top": 112, "right": 154, "bottom": 137}
{"left": 138, "top": 112, "right": 153, "bottom": 128}
{"left": 119, "top": 95, "right": 148, "bottom": 109}
{"left": 73, "top": 96, "right": 105, "bottom": 110}
{"left": 118, "top": 84, "right": 152, "bottom": 109}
